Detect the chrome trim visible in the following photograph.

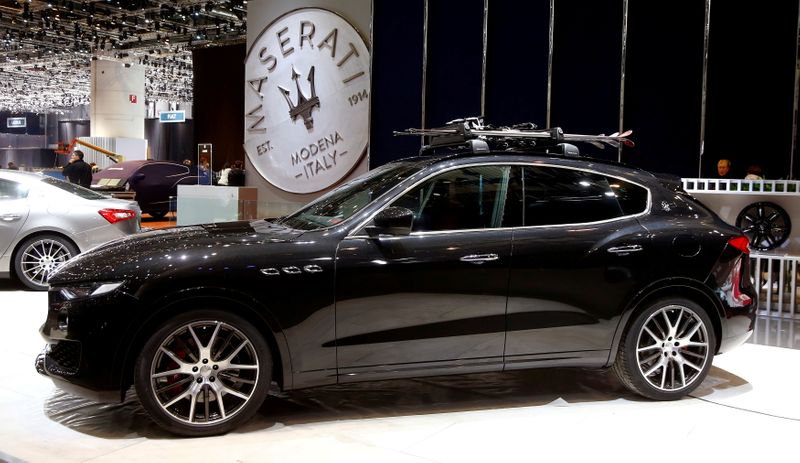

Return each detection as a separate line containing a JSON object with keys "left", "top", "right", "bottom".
{"left": 282, "top": 266, "right": 302, "bottom": 275}
{"left": 345, "top": 161, "right": 652, "bottom": 239}
{"left": 607, "top": 244, "right": 643, "bottom": 254}
{"left": 460, "top": 253, "right": 499, "bottom": 264}
{"left": 303, "top": 264, "right": 324, "bottom": 273}
{"left": 260, "top": 268, "right": 280, "bottom": 276}
{"left": 547, "top": 0, "right": 555, "bottom": 128}
{"left": 618, "top": 0, "right": 629, "bottom": 163}
{"left": 699, "top": 0, "right": 711, "bottom": 177}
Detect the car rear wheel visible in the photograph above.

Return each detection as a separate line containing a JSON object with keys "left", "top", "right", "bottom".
{"left": 134, "top": 310, "right": 272, "bottom": 437}
{"left": 613, "top": 298, "right": 716, "bottom": 400}
{"left": 13, "top": 234, "right": 78, "bottom": 291}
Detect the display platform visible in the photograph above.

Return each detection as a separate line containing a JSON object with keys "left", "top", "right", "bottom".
{"left": 1, "top": 287, "right": 798, "bottom": 462}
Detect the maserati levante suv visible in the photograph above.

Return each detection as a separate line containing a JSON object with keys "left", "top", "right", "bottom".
{"left": 0, "top": 170, "right": 141, "bottom": 290}
{"left": 36, "top": 122, "right": 757, "bottom": 436}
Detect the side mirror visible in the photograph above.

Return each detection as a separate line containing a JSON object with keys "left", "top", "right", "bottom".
{"left": 365, "top": 206, "right": 414, "bottom": 237}
{"left": 132, "top": 173, "right": 145, "bottom": 183}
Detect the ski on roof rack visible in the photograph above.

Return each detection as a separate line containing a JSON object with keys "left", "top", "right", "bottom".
{"left": 393, "top": 116, "right": 634, "bottom": 156}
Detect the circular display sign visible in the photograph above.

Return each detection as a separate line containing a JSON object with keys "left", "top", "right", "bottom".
{"left": 244, "top": 8, "right": 370, "bottom": 194}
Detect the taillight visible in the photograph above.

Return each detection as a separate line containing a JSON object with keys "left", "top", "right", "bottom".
{"left": 728, "top": 235, "right": 750, "bottom": 255}
{"left": 729, "top": 256, "right": 753, "bottom": 306}
{"left": 99, "top": 208, "right": 136, "bottom": 224}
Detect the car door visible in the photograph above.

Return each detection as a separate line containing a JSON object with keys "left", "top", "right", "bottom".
{"left": 505, "top": 165, "right": 651, "bottom": 368}
{"left": 335, "top": 164, "right": 520, "bottom": 380}
{"left": 0, "top": 178, "right": 31, "bottom": 259}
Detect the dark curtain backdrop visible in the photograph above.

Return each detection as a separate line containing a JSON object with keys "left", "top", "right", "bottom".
{"left": 369, "top": 0, "right": 425, "bottom": 167}
{"left": 622, "top": 0, "right": 705, "bottom": 176}
{"left": 484, "top": 1, "right": 549, "bottom": 128}
{"left": 192, "top": 43, "right": 246, "bottom": 171}
{"left": 424, "top": 0, "right": 485, "bottom": 128}
{"left": 550, "top": 0, "right": 624, "bottom": 161}
{"left": 145, "top": 118, "right": 195, "bottom": 162}
{"left": 704, "top": 2, "right": 798, "bottom": 180}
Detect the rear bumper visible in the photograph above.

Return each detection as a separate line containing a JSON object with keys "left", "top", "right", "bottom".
{"left": 718, "top": 329, "right": 753, "bottom": 354}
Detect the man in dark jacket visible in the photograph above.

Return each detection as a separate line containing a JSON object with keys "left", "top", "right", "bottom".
{"left": 62, "top": 150, "right": 93, "bottom": 188}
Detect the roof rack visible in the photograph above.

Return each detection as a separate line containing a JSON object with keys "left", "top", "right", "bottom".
{"left": 393, "top": 116, "right": 634, "bottom": 156}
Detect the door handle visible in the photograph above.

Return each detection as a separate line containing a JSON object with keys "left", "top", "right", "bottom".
{"left": 460, "top": 253, "right": 499, "bottom": 264}
{"left": 607, "top": 245, "right": 644, "bottom": 255}
{"left": 0, "top": 214, "right": 22, "bottom": 222}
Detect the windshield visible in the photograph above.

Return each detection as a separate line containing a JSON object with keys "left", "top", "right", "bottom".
{"left": 278, "top": 161, "right": 420, "bottom": 230}
{"left": 41, "top": 176, "right": 109, "bottom": 200}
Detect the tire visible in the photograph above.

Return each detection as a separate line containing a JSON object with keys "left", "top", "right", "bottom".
{"left": 735, "top": 201, "right": 791, "bottom": 251}
{"left": 147, "top": 211, "right": 167, "bottom": 220}
{"left": 134, "top": 310, "right": 272, "bottom": 436}
{"left": 613, "top": 298, "right": 716, "bottom": 400}
{"left": 13, "top": 234, "right": 79, "bottom": 291}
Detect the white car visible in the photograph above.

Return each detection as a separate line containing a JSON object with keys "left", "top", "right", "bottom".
{"left": 0, "top": 170, "right": 141, "bottom": 290}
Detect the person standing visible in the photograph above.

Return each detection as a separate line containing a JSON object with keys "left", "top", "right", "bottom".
{"left": 716, "top": 158, "right": 732, "bottom": 178}
{"left": 63, "top": 150, "right": 93, "bottom": 188}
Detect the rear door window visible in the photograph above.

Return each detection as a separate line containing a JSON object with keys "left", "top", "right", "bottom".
{"left": 0, "top": 178, "right": 29, "bottom": 199}
{"left": 522, "top": 166, "right": 627, "bottom": 226}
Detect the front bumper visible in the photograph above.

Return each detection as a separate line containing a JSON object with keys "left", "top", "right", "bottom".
{"left": 35, "top": 349, "right": 120, "bottom": 402}
{"left": 36, "top": 286, "right": 140, "bottom": 401}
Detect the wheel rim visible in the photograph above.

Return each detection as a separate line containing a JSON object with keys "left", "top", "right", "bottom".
{"left": 19, "top": 238, "right": 73, "bottom": 287}
{"left": 737, "top": 202, "right": 790, "bottom": 251}
{"left": 149, "top": 320, "right": 260, "bottom": 426}
{"left": 635, "top": 305, "right": 710, "bottom": 392}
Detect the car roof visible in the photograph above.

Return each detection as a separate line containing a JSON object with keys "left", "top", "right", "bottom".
{"left": 0, "top": 170, "right": 53, "bottom": 185}
{"left": 94, "top": 160, "right": 186, "bottom": 180}
{"left": 391, "top": 150, "right": 658, "bottom": 186}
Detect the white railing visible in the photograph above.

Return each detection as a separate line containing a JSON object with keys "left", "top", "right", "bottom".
{"left": 750, "top": 253, "right": 800, "bottom": 319}
{"left": 682, "top": 178, "right": 800, "bottom": 195}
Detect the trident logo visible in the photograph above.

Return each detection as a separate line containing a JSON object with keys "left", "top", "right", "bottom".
{"left": 279, "top": 66, "right": 321, "bottom": 130}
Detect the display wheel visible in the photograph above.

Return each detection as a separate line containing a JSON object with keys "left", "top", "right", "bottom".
{"left": 735, "top": 201, "right": 791, "bottom": 251}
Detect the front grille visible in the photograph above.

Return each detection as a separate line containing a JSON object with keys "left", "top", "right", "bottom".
{"left": 45, "top": 341, "right": 81, "bottom": 376}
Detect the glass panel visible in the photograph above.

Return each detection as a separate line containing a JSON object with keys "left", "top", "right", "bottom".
{"left": 0, "top": 178, "right": 29, "bottom": 199}
{"left": 41, "top": 176, "right": 108, "bottom": 200}
{"left": 278, "top": 162, "right": 419, "bottom": 231}
{"left": 392, "top": 165, "right": 512, "bottom": 232}
{"left": 523, "top": 166, "right": 622, "bottom": 226}
{"left": 607, "top": 177, "right": 648, "bottom": 215}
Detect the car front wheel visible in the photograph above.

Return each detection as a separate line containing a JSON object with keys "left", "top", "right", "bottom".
{"left": 134, "top": 310, "right": 272, "bottom": 436}
{"left": 613, "top": 298, "right": 716, "bottom": 400}
{"left": 14, "top": 234, "right": 78, "bottom": 291}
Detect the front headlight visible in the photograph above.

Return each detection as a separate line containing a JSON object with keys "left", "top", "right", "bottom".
{"left": 59, "top": 282, "right": 124, "bottom": 300}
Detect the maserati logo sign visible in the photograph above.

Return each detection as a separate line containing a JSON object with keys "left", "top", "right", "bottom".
{"left": 244, "top": 8, "right": 370, "bottom": 194}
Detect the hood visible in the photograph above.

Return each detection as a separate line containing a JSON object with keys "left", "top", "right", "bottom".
{"left": 49, "top": 220, "right": 304, "bottom": 285}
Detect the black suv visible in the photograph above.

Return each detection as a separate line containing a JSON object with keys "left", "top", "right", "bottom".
{"left": 37, "top": 119, "right": 757, "bottom": 436}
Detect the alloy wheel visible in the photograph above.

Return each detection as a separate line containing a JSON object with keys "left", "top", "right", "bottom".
{"left": 149, "top": 320, "right": 260, "bottom": 426}
{"left": 635, "top": 304, "right": 710, "bottom": 392}
{"left": 19, "top": 238, "right": 73, "bottom": 287}
{"left": 736, "top": 201, "right": 791, "bottom": 251}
